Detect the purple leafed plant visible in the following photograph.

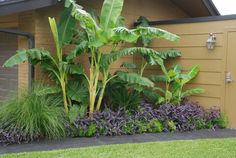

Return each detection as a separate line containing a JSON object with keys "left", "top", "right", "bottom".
{"left": 157, "top": 102, "right": 223, "bottom": 131}
{"left": 72, "top": 101, "right": 224, "bottom": 137}
{"left": 0, "top": 128, "right": 28, "bottom": 145}
{"left": 74, "top": 108, "right": 130, "bottom": 136}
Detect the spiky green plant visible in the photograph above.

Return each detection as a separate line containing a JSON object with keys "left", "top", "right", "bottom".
{"left": 0, "top": 84, "right": 66, "bottom": 140}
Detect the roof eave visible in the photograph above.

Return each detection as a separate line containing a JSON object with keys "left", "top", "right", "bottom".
{"left": 202, "top": 0, "right": 220, "bottom": 16}
{"left": 0, "top": 0, "right": 59, "bottom": 16}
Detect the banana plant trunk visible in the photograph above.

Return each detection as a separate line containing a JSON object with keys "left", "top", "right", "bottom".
{"left": 61, "top": 81, "right": 69, "bottom": 115}
{"left": 89, "top": 66, "right": 100, "bottom": 118}
{"left": 96, "top": 76, "right": 108, "bottom": 112}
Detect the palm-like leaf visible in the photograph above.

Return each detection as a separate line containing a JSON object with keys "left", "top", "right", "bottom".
{"left": 182, "top": 88, "right": 205, "bottom": 98}
{"left": 3, "top": 49, "right": 53, "bottom": 67}
{"left": 187, "top": 65, "right": 200, "bottom": 80}
{"left": 121, "top": 62, "right": 137, "bottom": 69}
{"left": 180, "top": 65, "right": 200, "bottom": 84}
{"left": 100, "top": 0, "right": 124, "bottom": 30}
{"left": 67, "top": 81, "right": 89, "bottom": 103}
{"left": 58, "top": 6, "right": 76, "bottom": 48}
{"left": 134, "top": 27, "right": 180, "bottom": 42}
{"left": 101, "top": 47, "right": 164, "bottom": 70}
{"left": 35, "top": 85, "right": 61, "bottom": 96}
{"left": 143, "top": 89, "right": 161, "bottom": 103}
{"left": 68, "top": 64, "right": 84, "bottom": 75}
{"left": 66, "top": 0, "right": 99, "bottom": 34}
{"left": 59, "top": 62, "right": 84, "bottom": 75}
{"left": 113, "top": 27, "right": 139, "bottom": 43}
{"left": 112, "top": 26, "right": 180, "bottom": 44}
{"left": 117, "top": 72, "right": 154, "bottom": 87}
{"left": 3, "top": 50, "right": 27, "bottom": 67}
{"left": 66, "top": 41, "right": 88, "bottom": 62}
{"left": 49, "top": 17, "right": 61, "bottom": 60}
{"left": 159, "top": 49, "right": 182, "bottom": 59}
{"left": 149, "top": 75, "right": 167, "bottom": 82}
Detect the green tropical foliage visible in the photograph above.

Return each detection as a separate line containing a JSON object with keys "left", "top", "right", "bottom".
{"left": 3, "top": 8, "right": 85, "bottom": 115}
{"left": 104, "top": 77, "right": 141, "bottom": 110}
{"left": 65, "top": 0, "right": 180, "bottom": 116}
{"left": 150, "top": 64, "right": 205, "bottom": 105}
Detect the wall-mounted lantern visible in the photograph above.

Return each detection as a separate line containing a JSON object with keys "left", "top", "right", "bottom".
{"left": 206, "top": 33, "right": 216, "bottom": 50}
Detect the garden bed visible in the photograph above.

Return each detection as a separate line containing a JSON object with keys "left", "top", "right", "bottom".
{"left": 0, "top": 0, "right": 228, "bottom": 150}
{"left": 0, "top": 100, "right": 226, "bottom": 146}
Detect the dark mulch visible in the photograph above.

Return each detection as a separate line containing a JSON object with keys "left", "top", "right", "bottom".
{"left": 1, "top": 129, "right": 236, "bottom": 155}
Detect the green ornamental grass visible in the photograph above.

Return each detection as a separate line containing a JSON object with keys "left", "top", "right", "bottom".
{"left": 0, "top": 84, "right": 66, "bottom": 140}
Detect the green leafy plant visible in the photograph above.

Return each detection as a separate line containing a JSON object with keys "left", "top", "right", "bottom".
{"left": 130, "top": 16, "right": 182, "bottom": 105}
{"left": 0, "top": 84, "right": 66, "bottom": 140}
{"left": 147, "top": 119, "right": 163, "bottom": 133}
{"left": 3, "top": 8, "right": 86, "bottom": 115}
{"left": 122, "top": 122, "right": 135, "bottom": 135}
{"left": 168, "top": 120, "right": 177, "bottom": 132}
{"left": 136, "top": 121, "right": 148, "bottom": 133}
{"left": 150, "top": 64, "right": 204, "bottom": 105}
{"left": 104, "top": 76, "right": 141, "bottom": 110}
{"left": 195, "top": 119, "right": 207, "bottom": 130}
{"left": 65, "top": 0, "right": 180, "bottom": 116}
{"left": 86, "top": 123, "right": 97, "bottom": 137}
{"left": 68, "top": 104, "right": 88, "bottom": 123}
{"left": 4, "top": 8, "right": 83, "bottom": 114}
{"left": 135, "top": 16, "right": 182, "bottom": 77}
{"left": 215, "top": 114, "right": 228, "bottom": 129}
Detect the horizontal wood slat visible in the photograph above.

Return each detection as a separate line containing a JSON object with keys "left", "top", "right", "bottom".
{"left": 188, "top": 96, "right": 221, "bottom": 108}
{"left": 156, "top": 47, "right": 224, "bottom": 60}
{"left": 150, "top": 33, "right": 224, "bottom": 48}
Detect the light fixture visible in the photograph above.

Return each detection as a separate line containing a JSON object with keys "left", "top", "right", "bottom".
{"left": 206, "top": 33, "right": 216, "bottom": 50}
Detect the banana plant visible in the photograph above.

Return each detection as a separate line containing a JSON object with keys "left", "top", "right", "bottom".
{"left": 150, "top": 64, "right": 205, "bottom": 105}
{"left": 173, "top": 65, "right": 204, "bottom": 105}
{"left": 135, "top": 16, "right": 182, "bottom": 76}
{"left": 149, "top": 64, "right": 182, "bottom": 104}
{"left": 3, "top": 7, "right": 84, "bottom": 115}
{"left": 65, "top": 0, "right": 180, "bottom": 116}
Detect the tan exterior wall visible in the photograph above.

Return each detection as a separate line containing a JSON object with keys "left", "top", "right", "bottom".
{"left": 0, "top": 11, "right": 35, "bottom": 90}
{"left": 0, "top": 14, "right": 18, "bottom": 28}
{"left": 18, "top": 11, "right": 35, "bottom": 89}
{"left": 149, "top": 20, "right": 236, "bottom": 111}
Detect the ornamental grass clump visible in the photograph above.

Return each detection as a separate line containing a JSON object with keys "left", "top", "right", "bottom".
{"left": 0, "top": 84, "right": 66, "bottom": 144}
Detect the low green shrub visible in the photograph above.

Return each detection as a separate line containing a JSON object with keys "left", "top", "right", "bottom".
{"left": 168, "top": 120, "right": 177, "bottom": 132}
{"left": 136, "top": 121, "right": 148, "bottom": 133}
{"left": 86, "top": 123, "right": 97, "bottom": 137}
{"left": 147, "top": 119, "right": 163, "bottom": 133}
{"left": 195, "top": 119, "right": 207, "bottom": 130}
{"left": 122, "top": 122, "right": 135, "bottom": 135}
{"left": 0, "top": 84, "right": 66, "bottom": 141}
{"left": 215, "top": 114, "right": 228, "bottom": 129}
{"left": 104, "top": 77, "right": 141, "bottom": 110}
